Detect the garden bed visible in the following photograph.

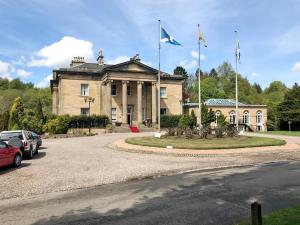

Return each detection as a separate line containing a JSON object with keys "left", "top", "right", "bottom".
{"left": 126, "top": 136, "right": 286, "bottom": 150}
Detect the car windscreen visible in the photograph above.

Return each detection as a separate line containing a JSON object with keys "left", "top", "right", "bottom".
{"left": 0, "top": 132, "right": 23, "bottom": 141}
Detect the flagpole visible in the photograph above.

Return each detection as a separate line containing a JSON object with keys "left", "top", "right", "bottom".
{"left": 235, "top": 30, "right": 239, "bottom": 131}
{"left": 197, "top": 24, "right": 202, "bottom": 130}
{"left": 158, "top": 19, "right": 161, "bottom": 134}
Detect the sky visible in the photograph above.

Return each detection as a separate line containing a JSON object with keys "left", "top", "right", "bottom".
{"left": 0, "top": 0, "right": 300, "bottom": 89}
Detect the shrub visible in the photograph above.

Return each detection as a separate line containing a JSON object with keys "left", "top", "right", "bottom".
{"left": 43, "top": 115, "right": 69, "bottom": 134}
{"left": 161, "top": 115, "right": 181, "bottom": 128}
{"left": 68, "top": 115, "right": 109, "bottom": 128}
{"left": 226, "top": 125, "right": 238, "bottom": 137}
{"left": 190, "top": 109, "right": 197, "bottom": 128}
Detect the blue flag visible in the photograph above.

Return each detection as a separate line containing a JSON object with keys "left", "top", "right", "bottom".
{"left": 160, "top": 27, "right": 181, "bottom": 46}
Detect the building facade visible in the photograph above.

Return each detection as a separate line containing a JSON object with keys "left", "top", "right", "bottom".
{"left": 50, "top": 53, "right": 184, "bottom": 126}
{"left": 184, "top": 99, "right": 267, "bottom": 132}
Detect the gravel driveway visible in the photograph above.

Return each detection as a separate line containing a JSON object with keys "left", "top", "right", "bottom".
{"left": 0, "top": 132, "right": 300, "bottom": 200}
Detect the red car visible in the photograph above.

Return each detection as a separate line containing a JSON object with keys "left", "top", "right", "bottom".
{"left": 0, "top": 140, "right": 22, "bottom": 168}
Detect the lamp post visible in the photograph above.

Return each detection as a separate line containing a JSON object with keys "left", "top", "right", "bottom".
{"left": 84, "top": 96, "right": 95, "bottom": 135}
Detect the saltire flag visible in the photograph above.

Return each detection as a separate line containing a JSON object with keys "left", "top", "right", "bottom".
{"left": 160, "top": 27, "right": 182, "bottom": 46}
{"left": 235, "top": 41, "right": 241, "bottom": 64}
{"left": 198, "top": 30, "right": 207, "bottom": 47}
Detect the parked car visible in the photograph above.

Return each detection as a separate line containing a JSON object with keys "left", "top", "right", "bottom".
{"left": 0, "top": 130, "right": 38, "bottom": 159}
{"left": 0, "top": 140, "right": 22, "bottom": 168}
{"left": 31, "top": 132, "right": 42, "bottom": 149}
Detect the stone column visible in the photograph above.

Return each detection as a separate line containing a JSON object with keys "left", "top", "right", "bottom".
{"left": 106, "top": 80, "right": 112, "bottom": 121}
{"left": 151, "top": 82, "right": 157, "bottom": 124}
{"left": 122, "top": 80, "right": 128, "bottom": 124}
{"left": 137, "top": 81, "right": 143, "bottom": 124}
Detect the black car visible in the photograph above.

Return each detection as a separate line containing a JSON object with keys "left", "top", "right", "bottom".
{"left": 31, "top": 132, "right": 42, "bottom": 149}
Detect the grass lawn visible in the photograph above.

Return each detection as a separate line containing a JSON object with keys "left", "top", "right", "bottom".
{"left": 126, "top": 136, "right": 286, "bottom": 150}
{"left": 237, "top": 204, "right": 300, "bottom": 225}
{"left": 263, "top": 131, "right": 300, "bottom": 137}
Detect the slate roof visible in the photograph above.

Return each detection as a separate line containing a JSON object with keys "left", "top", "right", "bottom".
{"left": 53, "top": 59, "right": 185, "bottom": 80}
{"left": 184, "top": 99, "right": 267, "bottom": 107}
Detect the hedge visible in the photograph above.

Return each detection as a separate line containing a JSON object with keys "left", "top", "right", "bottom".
{"left": 68, "top": 115, "right": 109, "bottom": 128}
{"left": 161, "top": 115, "right": 182, "bottom": 128}
{"left": 43, "top": 115, "right": 109, "bottom": 134}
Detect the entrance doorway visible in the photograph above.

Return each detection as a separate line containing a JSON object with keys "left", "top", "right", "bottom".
{"left": 127, "top": 106, "right": 133, "bottom": 125}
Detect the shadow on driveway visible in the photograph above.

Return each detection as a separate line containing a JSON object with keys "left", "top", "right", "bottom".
{"left": 0, "top": 163, "right": 31, "bottom": 175}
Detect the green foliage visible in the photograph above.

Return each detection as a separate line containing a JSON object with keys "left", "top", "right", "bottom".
{"left": 178, "top": 115, "right": 192, "bottom": 129}
{"left": 201, "top": 103, "right": 215, "bottom": 128}
{"left": 8, "top": 97, "right": 25, "bottom": 130}
{"left": 43, "top": 115, "right": 109, "bottom": 134}
{"left": 173, "top": 66, "right": 187, "bottom": 76}
{"left": 43, "top": 115, "right": 70, "bottom": 134}
{"left": 160, "top": 115, "right": 181, "bottom": 128}
{"left": 277, "top": 83, "right": 300, "bottom": 130}
{"left": 0, "top": 111, "right": 9, "bottom": 131}
{"left": 190, "top": 109, "right": 197, "bottom": 128}
{"left": 68, "top": 115, "right": 109, "bottom": 128}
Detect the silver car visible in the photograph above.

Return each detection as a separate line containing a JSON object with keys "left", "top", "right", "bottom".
{"left": 0, "top": 130, "right": 38, "bottom": 159}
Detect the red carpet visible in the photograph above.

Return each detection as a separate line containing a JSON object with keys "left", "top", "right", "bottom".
{"left": 129, "top": 125, "right": 140, "bottom": 133}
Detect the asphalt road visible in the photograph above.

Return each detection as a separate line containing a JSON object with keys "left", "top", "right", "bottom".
{"left": 1, "top": 161, "right": 300, "bottom": 225}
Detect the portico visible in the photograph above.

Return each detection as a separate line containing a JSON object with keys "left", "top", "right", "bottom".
{"left": 102, "top": 79, "right": 157, "bottom": 126}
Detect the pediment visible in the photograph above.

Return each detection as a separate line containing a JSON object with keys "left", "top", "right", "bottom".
{"left": 106, "top": 60, "right": 157, "bottom": 74}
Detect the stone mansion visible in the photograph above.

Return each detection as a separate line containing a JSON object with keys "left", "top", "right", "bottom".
{"left": 50, "top": 52, "right": 267, "bottom": 131}
{"left": 50, "top": 52, "right": 184, "bottom": 126}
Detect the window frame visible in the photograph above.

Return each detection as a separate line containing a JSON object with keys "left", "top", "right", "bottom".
{"left": 160, "top": 87, "right": 167, "bottom": 98}
{"left": 243, "top": 111, "right": 250, "bottom": 124}
{"left": 256, "top": 111, "right": 263, "bottom": 124}
{"left": 111, "top": 84, "right": 117, "bottom": 96}
{"left": 81, "top": 84, "right": 89, "bottom": 97}
{"left": 80, "top": 108, "right": 90, "bottom": 116}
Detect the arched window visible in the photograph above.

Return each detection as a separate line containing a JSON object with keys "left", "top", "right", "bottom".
{"left": 229, "top": 111, "right": 236, "bottom": 124}
{"left": 243, "top": 111, "right": 250, "bottom": 124}
{"left": 256, "top": 111, "right": 262, "bottom": 123}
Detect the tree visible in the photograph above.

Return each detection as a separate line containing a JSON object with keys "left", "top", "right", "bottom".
{"left": 209, "top": 68, "right": 218, "bottom": 78}
{"left": 190, "top": 109, "right": 197, "bottom": 128}
{"left": 9, "top": 78, "right": 25, "bottom": 89}
{"left": 201, "top": 103, "right": 215, "bottom": 127}
{"left": 173, "top": 66, "right": 187, "bottom": 76}
{"left": 0, "top": 78, "right": 9, "bottom": 90}
{"left": 263, "top": 81, "right": 288, "bottom": 130}
{"left": 0, "top": 111, "right": 9, "bottom": 131}
{"left": 277, "top": 83, "right": 300, "bottom": 130}
{"left": 254, "top": 82, "right": 262, "bottom": 94}
{"left": 8, "top": 97, "right": 25, "bottom": 130}
{"left": 217, "top": 62, "right": 234, "bottom": 76}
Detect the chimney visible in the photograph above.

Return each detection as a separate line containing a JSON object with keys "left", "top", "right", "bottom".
{"left": 97, "top": 50, "right": 104, "bottom": 65}
{"left": 70, "top": 56, "right": 85, "bottom": 67}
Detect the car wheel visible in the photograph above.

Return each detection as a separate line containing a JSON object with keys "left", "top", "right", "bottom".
{"left": 13, "top": 154, "right": 22, "bottom": 167}
{"left": 34, "top": 147, "right": 39, "bottom": 155}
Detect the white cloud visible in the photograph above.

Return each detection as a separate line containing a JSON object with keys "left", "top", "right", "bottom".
{"left": 36, "top": 74, "right": 52, "bottom": 88}
{"left": 292, "top": 62, "right": 300, "bottom": 72}
{"left": 105, "top": 56, "right": 130, "bottom": 64}
{"left": 28, "top": 36, "right": 95, "bottom": 68}
{"left": 141, "top": 60, "right": 153, "bottom": 66}
{"left": 251, "top": 72, "right": 259, "bottom": 77}
{"left": 179, "top": 59, "right": 198, "bottom": 70}
{"left": 0, "top": 60, "right": 12, "bottom": 80}
{"left": 16, "top": 69, "right": 32, "bottom": 78}
{"left": 190, "top": 51, "right": 206, "bottom": 60}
